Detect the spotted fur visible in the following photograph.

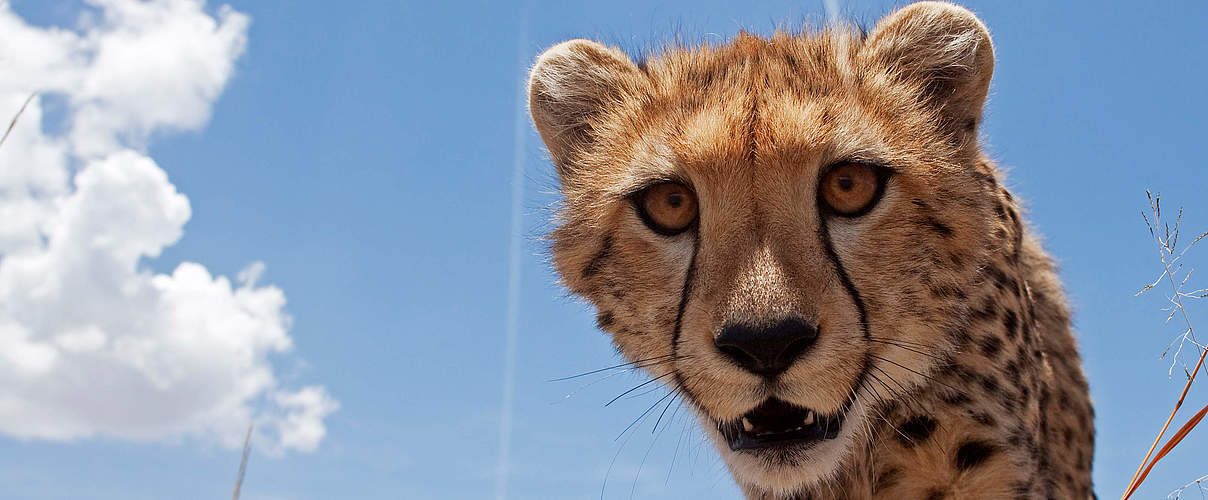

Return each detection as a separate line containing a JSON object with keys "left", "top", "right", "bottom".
{"left": 528, "top": 2, "right": 1093, "bottom": 498}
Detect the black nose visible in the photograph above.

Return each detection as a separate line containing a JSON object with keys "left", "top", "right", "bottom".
{"left": 714, "top": 318, "right": 819, "bottom": 378}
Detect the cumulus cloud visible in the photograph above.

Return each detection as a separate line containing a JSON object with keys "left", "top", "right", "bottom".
{"left": 0, "top": 0, "right": 336, "bottom": 454}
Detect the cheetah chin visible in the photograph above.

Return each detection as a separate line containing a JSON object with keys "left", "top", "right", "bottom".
{"left": 529, "top": 2, "right": 1095, "bottom": 499}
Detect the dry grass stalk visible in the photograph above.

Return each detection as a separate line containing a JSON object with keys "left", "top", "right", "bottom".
{"left": 1122, "top": 192, "right": 1208, "bottom": 499}
{"left": 232, "top": 424, "right": 253, "bottom": 500}
{"left": 0, "top": 92, "right": 37, "bottom": 151}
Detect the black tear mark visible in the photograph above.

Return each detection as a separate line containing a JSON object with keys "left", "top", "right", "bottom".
{"left": 954, "top": 440, "right": 998, "bottom": 471}
{"left": 817, "top": 212, "right": 870, "bottom": 338}
{"left": 581, "top": 236, "right": 612, "bottom": 278}
{"left": 669, "top": 232, "right": 701, "bottom": 408}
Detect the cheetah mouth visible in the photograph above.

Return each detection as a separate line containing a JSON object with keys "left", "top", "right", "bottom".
{"left": 717, "top": 398, "right": 845, "bottom": 451}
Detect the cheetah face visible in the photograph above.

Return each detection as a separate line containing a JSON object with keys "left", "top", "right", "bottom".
{"left": 530, "top": 2, "right": 999, "bottom": 496}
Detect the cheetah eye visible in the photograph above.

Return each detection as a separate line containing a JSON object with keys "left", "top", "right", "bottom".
{"left": 634, "top": 182, "right": 699, "bottom": 236}
{"left": 819, "top": 162, "right": 888, "bottom": 217}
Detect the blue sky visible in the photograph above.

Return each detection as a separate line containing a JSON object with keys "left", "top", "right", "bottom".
{"left": 1, "top": 0, "right": 1206, "bottom": 499}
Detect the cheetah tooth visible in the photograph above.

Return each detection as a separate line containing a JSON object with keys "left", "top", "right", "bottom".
{"left": 741, "top": 417, "right": 754, "bottom": 433}
{"left": 803, "top": 411, "right": 816, "bottom": 426}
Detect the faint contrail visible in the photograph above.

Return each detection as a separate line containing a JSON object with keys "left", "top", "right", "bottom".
{"left": 495, "top": 9, "right": 529, "bottom": 500}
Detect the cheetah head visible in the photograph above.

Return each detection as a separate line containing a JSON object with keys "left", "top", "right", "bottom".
{"left": 530, "top": 2, "right": 1004, "bottom": 496}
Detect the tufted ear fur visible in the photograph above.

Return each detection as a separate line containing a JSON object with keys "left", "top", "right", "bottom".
{"left": 860, "top": 2, "right": 995, "bottom": 138}
{"left": 527, "top": 39, "right": 645, "bottom": 177}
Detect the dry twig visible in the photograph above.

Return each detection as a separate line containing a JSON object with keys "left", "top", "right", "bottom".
{"left": 0, "top": 92, "right": 38, "bottom": 151}
{"left": 232, "top": 424, "right": 253, "bottom": 500}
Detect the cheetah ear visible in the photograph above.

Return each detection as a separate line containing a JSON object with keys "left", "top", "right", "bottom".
{"left": 528, "top": 39, "right": 644, "bottom": 176}
{"left": 860, "top": 2, "right": 995, "bottom": 138}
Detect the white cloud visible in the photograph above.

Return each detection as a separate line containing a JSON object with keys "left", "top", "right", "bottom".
{"left": 0, "top": 0, "right": 337, "bottom": 454}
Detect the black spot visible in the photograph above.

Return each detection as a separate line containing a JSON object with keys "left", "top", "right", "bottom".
{"left": 1004, "top": 276, "right": 1019, "bottom": 293}
{"left": 978, "top": 335, "right": 1003, "bottom": 358}
{"left": 1005, "top": 359, "right": 1020, "bottom": 379}
{"left": 1059, "top": 391, "right": 1073, "bottom": 410}
{"left": 985, "top": 266, "right": 1008, "bottom": 289}
{"left": 924, "top": 487, "right": 947, "bottom": 500}
{"left": 896, "top": 415, "right": 937, "bottom": 447}
{"left": 999, "top": 391, "right": 1019, "bottom": 411}
{"left": 942, "top": 361, "right": 973, "bottom": 381}
{"left": 595, "top": 311, "right": 614, "bottom": 329}
{"left": 969, "top": 410, "right": 997, "bottom": 427}
{"left": 972, "top": 299, "right": 998, "bottom": 321}
{"left": 874, "top": 467, "right": 900, "bottom": 492}
{"left": 954, "top": 440, "right": 998, "bottom": 471}
{"left": 980, "top": 375, "right": 1001, "bottom": 395}
{"left": 924, "top": 216, "right": 954, "bottom": 237}
{"left": 581, "top": 236, "right": 612, "bottom": 278}
{"left": 1003, "top": 310, "right": 1019, "bottom": 339}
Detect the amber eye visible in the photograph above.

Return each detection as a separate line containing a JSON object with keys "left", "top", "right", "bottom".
{"left": 634, "top": 182, "right": 699, "bottom": 235}
{"left": 819, "top": 163, "right": 885, "bottom": 216}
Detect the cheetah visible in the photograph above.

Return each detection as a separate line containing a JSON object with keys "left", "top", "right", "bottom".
{"left": 527, "top": 2, "right": 1094, "bottom": 498}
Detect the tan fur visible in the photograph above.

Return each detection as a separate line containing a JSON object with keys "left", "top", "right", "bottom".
{"left": 529, "top": 2, "right": 1094, "bottom": 498}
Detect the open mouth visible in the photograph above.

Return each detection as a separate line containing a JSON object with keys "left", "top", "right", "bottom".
{"left": 718, "top": 398, "right": 845, "bottom": 451}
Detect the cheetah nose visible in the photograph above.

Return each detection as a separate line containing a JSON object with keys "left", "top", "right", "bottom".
{"left": 714, "top": 318, "right": 819, "bottom": 378}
